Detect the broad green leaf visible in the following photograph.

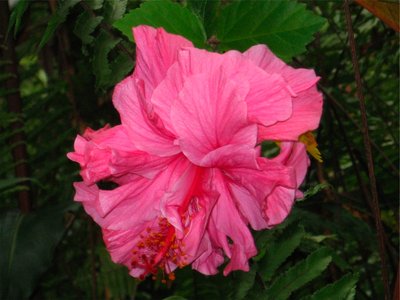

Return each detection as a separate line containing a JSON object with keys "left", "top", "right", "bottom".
{"left": 259, "top": 223, "right": 305, "bottom": 281}
{"left": 266, "top": 247, "right": 332, "bottom": 300}
{"left": 302, "top": 273, "right": 359, "bottom": 300}
{"left": 214, "top": 0, "right": 325, "bottom": 60}
{"left": 37, "top": 0, "right": 80, "bottom": 50}
{"left": 113, "top": 0, "right": 207, "bottom": 48}
{"left": 73, "top": 11, "right": 103, "bottom": 45}
{"left": 104, "top": 0, "right": 127, "bottom": 23}
{"left": 186, "top": 0, "right": 220, "bottom": 35}
{"left": 0, "top": 203, "right": 73, "bottom": 300}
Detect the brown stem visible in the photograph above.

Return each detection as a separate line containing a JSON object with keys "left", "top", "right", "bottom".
{"left": 343, "top": 1, "right": 390, "bottom": 299}
{"left": 0, "top": 0, "right": 32, "bottom": 213}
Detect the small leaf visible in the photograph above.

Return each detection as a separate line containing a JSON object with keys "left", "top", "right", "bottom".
{"left": 88, "top": 0, "right": 104, "bottom": 10}
{"left": 73, "top": 11, "right": 103, "bottom": 45}
{"left": 109, "top": 52, "right": 134, "bottom": 85}
{"left": 8, "top": 0, "right": 29, "bottom": 37}
{"left": 302, "top": 273, "right": 359, "bottom": 300}
{"left": 104, "top": 0, "right": 127, "bottom": 23}
{"left": 259, "top": 223, "right": 305, "bottom": 282}
{"left": 266, "top": 247, "right": 332, "bottom": 300}
{"left": 114, "top": 0, "right": 207, "bottom": 48}
{"left": 214, "top": 0, "right": 325, "bottom": 60}
{"left": 38, "top": 0, "right": 80, "bottom": 50}
{"left": 92, "top": 29, "right": 120, "bottom": 89}
{"left": 0, "top": 177, "right": 30, "bottom": 192}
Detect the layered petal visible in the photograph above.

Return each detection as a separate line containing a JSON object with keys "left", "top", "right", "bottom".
{"left": 263, "top": 142, "right": 310, "bottom": 227}
{"left": 257, "top": 87, "right": 323, "bottom": 141}
{"left": 164, "top": 47, "right": 293, "bottom": 128}
{"left": 206, "top": 170, "right": 258, "bottom": 275}
{"left": 133, "top": 26, "right": 193, "bottom": 99}
{"left": 244, "top": 45, "right": 323, "bottom": 141}
{"left": 113, "top": 76, "right": 180, "bottom": 156}
{"left": 226, "top": 158, "right": 296, "bottom": 230}
{"left": 170, "top": 71, "right": 256, "bottom": 166}
{"left": 73, "top": 156, "right": 191, "bottom": 230}
{"left": 67, "top": 125, "right": 173, "bottom": 183}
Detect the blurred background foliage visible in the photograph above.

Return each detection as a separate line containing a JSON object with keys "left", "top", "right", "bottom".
{"left": 0, "top": 0, "right": 398, "bottom": 299}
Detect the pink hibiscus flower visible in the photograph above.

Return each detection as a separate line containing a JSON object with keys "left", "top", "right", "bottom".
{"left": 68, "top": 25, "right": 322, "bottom": 280}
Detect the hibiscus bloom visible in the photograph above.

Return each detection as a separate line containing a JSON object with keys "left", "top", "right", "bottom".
{"left": 68, "top": 25, "right": 322, "bottom": 280}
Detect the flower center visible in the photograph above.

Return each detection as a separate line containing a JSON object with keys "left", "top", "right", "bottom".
{"left": 131, "top": 217, "right": 187, "bottom": 281}
{"left": 130, "top": 167, "right": 203, "bottom": 282}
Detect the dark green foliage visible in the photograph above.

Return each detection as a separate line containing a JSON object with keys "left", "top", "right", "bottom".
{"left": 0, "top": 203, "right": 75, "bottom": 300}
{"left": 38, "top": 0, "right": 80, "bottom": 50}
{"left": 303, "top": 273, "right": 359, "bottom": 300}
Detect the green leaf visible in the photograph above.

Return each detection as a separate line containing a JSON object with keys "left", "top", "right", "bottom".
{"left": 114, "top": 0, "right": 207, "bottom": 48}
{"left": 266, "top": 247, "right": 332, "bottom": 300}
{"left": 302, "top": 273, "right": 359, "bottom": 300}
{"left": 0, "top": 177, "right": 30, "bottom": 192}
{"left": 95, "top": 246, "right": 138, "bottom": 299}
{"left": 104, "top": 0, "right": 127, "bottom": 23}
{"left": 73, "top": 11, "right": 103, "bottom": 45}
{"left": 8, "top": 0, "right": 29, "bottom": 37}
{"left": 259, "top": 223, "right": 305, "bottom": 282}
{"left": 37, "top": 0, "right": 80, "bottom": 50}
{"left": 109, "top": 52, "right": 134, "bottom": 84}
{"left": 214, "top": 0, "right": 325, "bottom": 60}
{"left": 88, "top": 0, "right": 104, "bottom": 10}
{"left": 230, "top": 266, "right": 257, "bottom": 300}
{"left": 186, "top": 0, "right": 220, "bottom": 35}
{"left": 0, "top": 203, "right": 73, "bottom": 300}
{"left": 92, "top": 29, "right": 120, "bottom": 89}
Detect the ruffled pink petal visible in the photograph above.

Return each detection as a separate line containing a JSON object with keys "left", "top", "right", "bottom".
{"left": 113, "top": 75, "right": 180, "bottom": 156}
{"left": 133, "top": 26, "right": 193, "bottom": 99}
{"left": 67, "top": 125, "right": 174, "bottom": 183}
{"left": 263, "top": 142, "right": 310, "bottom": 227}
{"left": 207, "top": 170, "right": 258, "bottom": 275}
{"left": 171, "top": 71, "right": 253, "bottom": 166}
{"left": 243, "top": 45, "right": 323, "bottom": 141}
{"left": 226, "top": 158, "right": 296, "bottom": 230}
{"left": 168, "top": 47, "right": 293, "bottom": 128}
{"left": 244, "top": 44, "right": 320, "bottom": 94}
{"left": 192, "top": 232, "right": 225, "bottom": 275}
{"left": 160, "top": 164, "right": 203, "bottom": 233}
{"left": 257, "top": 87, "right": 323, "bottom": 141}
{"left": 73, "top": 156, "right": 190, "bottom": 230}
{"left": 102, "top": 225, "right": 150, "bottom": 271}
{"left": 271, "top": 142, "right": 310, "bottom": 187}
